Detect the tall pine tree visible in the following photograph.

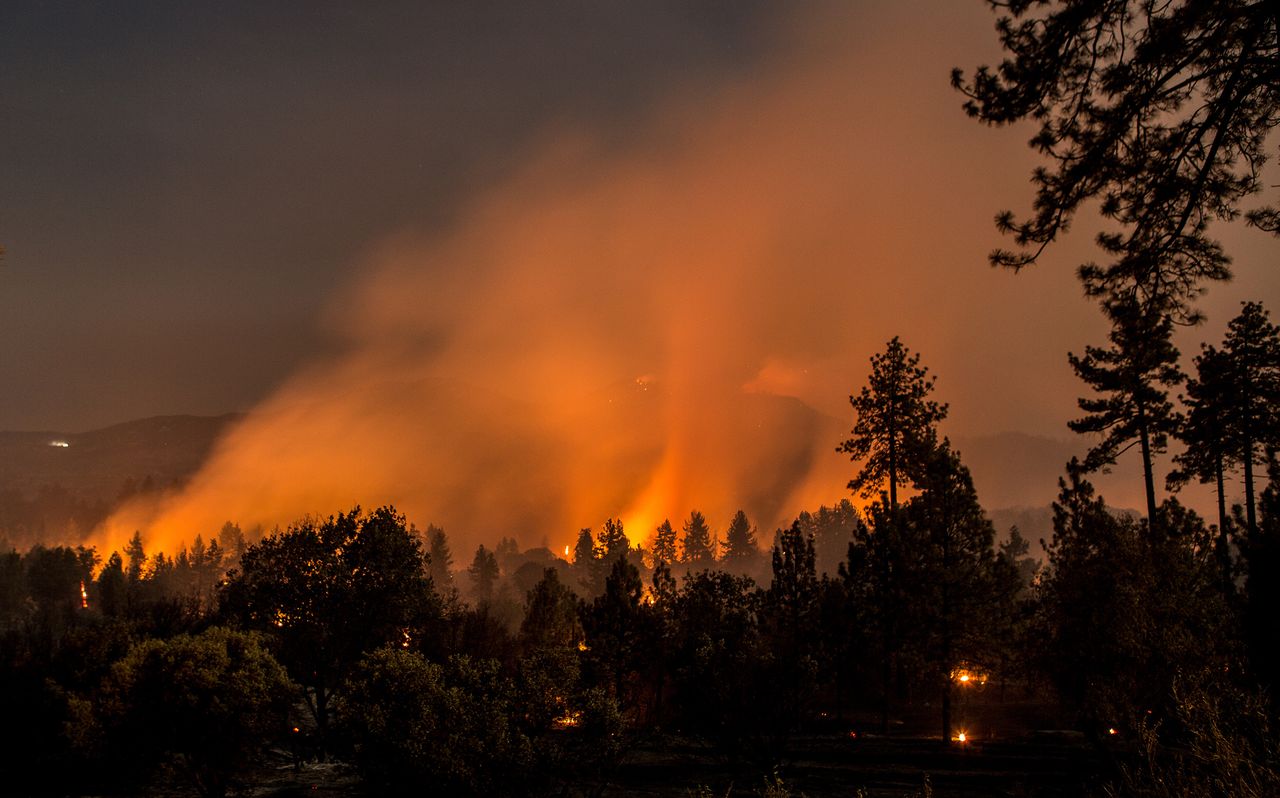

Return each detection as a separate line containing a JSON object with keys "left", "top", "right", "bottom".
{"left": 1069, "top": 299, "right": 1183, "bottom": 534}
{"left": 840, "top": 337, "right": 947, "bottom": 509}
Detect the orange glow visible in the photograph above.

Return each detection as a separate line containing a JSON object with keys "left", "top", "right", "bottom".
{"left": 957, "top": 732, "right": 967, "bottom": 743}
{"left": 79, "top": 580, "right": 88, "bottom": 609}
{"left": 951, "top": 668, "right": 987, "bottom": 686}
{"left": 80, "top": 6, "right": 1087, "bottom": 560}
{"left": 1108, "top": 727, "right": 1117, "bottom": 736}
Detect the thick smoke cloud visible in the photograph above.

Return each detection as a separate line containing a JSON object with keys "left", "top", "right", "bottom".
{"left": 92, "top": 3, "right": 1270, "bottom": 557}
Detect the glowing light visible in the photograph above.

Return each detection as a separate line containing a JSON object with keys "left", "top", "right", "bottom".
{"left": 847, "top": 731, "right": 858, "bottom": 739}
{"left": 577, "top": 640, "right": 589, "bottom": 652}
{"left": 552, "top": 711, "right": 582, "bottom": 729}
{"left": 956, "top": 732, "right": 967, "bottom": 743}
{"left": 79, "top": 580, "right": 88, "bottom": 609}
{"left": 402, "top": 630, "right": 412, "bottom": 649}
{"left": 951, "top": 668, "right": 987, "bottom": 685}
{"left": 564, "top": 545, "right": 570, "bottom": 557}
{"left": 1108, "top": 728, "right": 1117, "bottom": 736}
{"left": 49, "top": 441, "right": 70, "bottom": 448}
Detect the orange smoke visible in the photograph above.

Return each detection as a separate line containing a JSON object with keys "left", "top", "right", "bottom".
{"left": 90, "top": 4, "right": 1106, "bottom": 559}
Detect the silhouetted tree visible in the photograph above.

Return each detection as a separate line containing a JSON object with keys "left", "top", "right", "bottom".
{"left": 905, "top": 441, "right": 1011, "bottom": 743}
{"left": 519, "top": 568, "right": 582, "bottom": 653}
{"left": 721, "top": 510, "right": 759, "bottom": 571}
{"left": 681, "top": 510, "right": 715, "bottom": 567}
{"left": 222, "top": 506, "right": 438, "bottom": 741}
{"left": 652, "top": 519, "right": 678, "bottom": 566}
{"left": 124, "top": 531, "right": 146, "bottom": 584}
{"left": 1036, "top": 468, "right": 1228, "bottom": 734}
{"left": 840, "top": 337, "right": 947, "bottom": 509}
{"left": 597, "top": 517, "right": 629, "bottom": 563}
{"left": 797, "top": 499, "right": 864, "bottom": 577}
{"left": 1221, "top": 302, "right": 1280, "bottom": 538}
{"left": 955, "top": 0, "right": 1280, "bottom": 320}
{"left": 468, "top": 545, "right": 500, "bottom": 605}
{"left": 426, "top": 524, "right": 455, "bottom": 595}
{"left": 582, "top": 555, "right": 647, "bottom": 710}
{"left": 1069, "top": 299, "right": 1183, "bottom": 533}
{"left": 97, "top": 627, "right": 295, "bottom": 798}
{"left": 1171, "top": 343, "right": 1238, "bottom": 584}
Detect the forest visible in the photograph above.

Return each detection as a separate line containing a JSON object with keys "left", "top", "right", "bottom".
{"left": 4, "top": 304, "right": 1280, "bottom": 796}
{"left": 4, "top": 0, "right": 1280, "bottom": 795}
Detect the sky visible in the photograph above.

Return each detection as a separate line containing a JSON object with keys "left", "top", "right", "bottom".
{"left": 3, "top": 1, "right": 1278, "bottom": 554}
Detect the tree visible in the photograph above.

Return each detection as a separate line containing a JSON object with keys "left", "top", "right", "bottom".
{"left": 1036, "top": 469, "right": 1229, "bottom": 734}
{"left": 681, "top": 510, "right": 715, "bottom": 567}
{"left": 425, "top": 524, "right": 455, "bottom": 595}
{"left": 597, "top": 517, "right": 629, "bottom": 563}
{"left": 840, "top": 337, "right": 948, "bottom": 509}
{"left": 519, "top": 568, "right": 583, "bottom": 653}
{"left": 1170, "top": 344, "right": 1237, "bottom": 587}
{"left": 954, "top": 0, "right": 1280, "bottom": 320}
{"left": 336, "top": 650, "right": 532, "bottom": 795}
{"left": 97, "top": 627, "right": 295, "bottom": 798}
{"left": 652, "top": 519, "right": 678, "bottom": 566}
{"left": 721, "top": 510, "right": 759, "bottom": 570}
{"left": 903, "top": 441, "right": 1011, "bottom": 744}
{"left": 1069, "top": 299, "right": 1183, "bottom": 532}
{"left": 468, "top": 545, "right": 500, "bottom": 605}
{"left": 124, "top": 531, "right": 147, "bottom": 584}
{"left": 222, "top": 506, "right": 438, "bottom": 740}
{"left": 1220, "top": 301, "right": 1280, "bottom": 538}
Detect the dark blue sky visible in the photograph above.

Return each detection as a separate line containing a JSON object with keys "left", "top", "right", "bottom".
{"left": 1, "top": 1, "right": 777, "bottom": 429}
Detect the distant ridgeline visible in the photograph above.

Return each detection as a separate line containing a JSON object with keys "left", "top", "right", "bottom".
{"left": 0, "top": 414, "right": 241, "bottom": 548}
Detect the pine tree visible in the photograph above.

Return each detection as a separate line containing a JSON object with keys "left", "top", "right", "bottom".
{"left": 125, "top": 531, "right": 147, "bottom": 583}
{"left": 1170, "top": 344, "right": 1237, "bottom": 588}
{"left": 722, "top": 510, "right": 758, "bottom": 568}
{"left": 598, "top": 518, "right": 629, "bottom": 563}
{"left": 681, "top": 510, "right": 715, "bottom": 567}
{"left": 468, "top": 545, "right": 499, "bottom": 605}
{"left": 1221, "top": 302, "right": 1280, "bottom": 539}
{"left": 652, "top": 519, "right": 678, "bottom": 566}
{"left": 426, "top": 525, "right": 455, "bottom": 595}
{"left": 955, "top": 0, "right": 1280, "bottom": 321}
{"left": 840, "top": 337, "right": 947, "bottom": 509}
{"left": 1069, "top": 299, "right": 1183, "bottom": 534}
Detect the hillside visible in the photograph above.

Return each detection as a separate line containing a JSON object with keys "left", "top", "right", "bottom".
{"left": 0, "top": 414, "right": 242, "bottom": 503}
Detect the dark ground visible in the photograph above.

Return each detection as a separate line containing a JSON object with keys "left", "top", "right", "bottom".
{"left": 238, "top": 698, "right": 1113, "bottom": 798}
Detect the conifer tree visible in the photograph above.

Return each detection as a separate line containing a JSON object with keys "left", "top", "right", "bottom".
{"left": 597, "top": 518, "right": 629, "bottom": 563}
{"left": 840, "top": 337, "right": 947, "bottom": 509}
{"left": 425, "top": 525, "right": 455, "bottom": 595}
{"left": 722, "top": 510, "right": 758, "bottom": 568}
{"left": 1220, "top": 302, "right": 1280, "bottom": 538}
{"left": 468, "top": 545, "right": 499, "bottom": 605}
{"left": 652, "top": 519, "right": 678, "bottom": 566}
{"left": 1069, "top": 299, "right": 1183, "bottom": 533}
{"left": 955, "top": 0, "right": 1280, "bottom": 321}
{"left": 681, "top": 510, "right": 715, "bottom": 567}
{"left": 124, "top": 531, "right": 147, "bottom": 585}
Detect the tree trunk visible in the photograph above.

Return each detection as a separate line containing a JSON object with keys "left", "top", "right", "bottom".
{"left": 1244, "top": 436, "right": 1258, "bottom": 539}
{"left": 1215, "top": 454, "right": 1232, "bottom": 593}
{"left": 1139, "top": 418, "right": 1159, "bottom": 539}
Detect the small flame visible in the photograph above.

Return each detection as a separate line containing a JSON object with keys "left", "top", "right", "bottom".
{"left": 79, "top": 580, "right": 88, "bottom": 609}
{"left": 1108, "top": 727, "right": 1117, "bottom": 736}
{"left": 564, "top": 545, "right": 570, "bottom": 557}
{"left": 956, "top": 732, "right": 967, "bottom": 743}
